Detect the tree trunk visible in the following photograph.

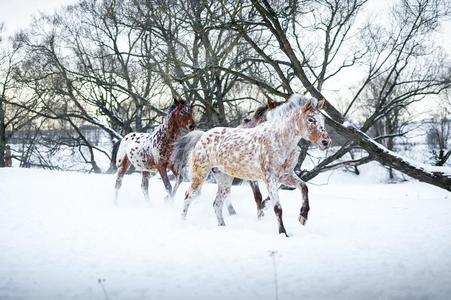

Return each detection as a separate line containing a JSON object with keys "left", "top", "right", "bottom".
{"left": 327, "top": 118, "right": 451, "bottom": 192}
{"left": 0, "top": 98, "right": 5, "bottom": 168}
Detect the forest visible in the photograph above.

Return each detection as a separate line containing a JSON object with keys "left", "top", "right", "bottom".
{"left": 1, "top": 0, "right": 450, "bottom": 190}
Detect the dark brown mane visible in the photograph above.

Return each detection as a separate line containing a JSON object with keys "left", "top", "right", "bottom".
{"left": 253, "top": 100, "right": 284, "bottom": 119}
{"left": 242, "top": 100, "right": 284, "bottom": 126}
{"left": 168, "top": 100, "right": 186, "bottom": 113}
{"left": 252, "top": 105, "right": 269, "bottom": 120}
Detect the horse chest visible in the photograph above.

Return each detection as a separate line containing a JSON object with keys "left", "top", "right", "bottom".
{"left": 261, "top": 145, "right": 298, "bottom": 177}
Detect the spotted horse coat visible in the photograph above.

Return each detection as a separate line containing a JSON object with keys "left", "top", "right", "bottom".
{"left": 171, "top": 99, "right": 284, "bottom": 217}
{"left": 181, "top": 94, "right": 331, "bottom": 236}
{"left": 114, "top": 98, "right": 195, "bottom": 204}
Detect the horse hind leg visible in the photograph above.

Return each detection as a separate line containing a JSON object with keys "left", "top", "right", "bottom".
{"left": 141, "top": 171, "right": 150, "bottom": 202}
{"left": 213, "top": 174, "right": 233, "bottom": 226}
{"left": 213, "top": 171, "right": 236, "bottom": 216}
{"left": 226, "top": 200, "right": 237, "bottom": 216}
{"left": 115, "top": 155, "right": 130, "bottom": 205}
{"left": 181, "top": 160, "right": 210, "bottom": 220}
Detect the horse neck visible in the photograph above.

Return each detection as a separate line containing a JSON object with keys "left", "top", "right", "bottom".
{"left": 266, "top": 110, "right": 305, "bottom": 147}
{"left": 161, "top": 112, "right": 182, "bottom": 142}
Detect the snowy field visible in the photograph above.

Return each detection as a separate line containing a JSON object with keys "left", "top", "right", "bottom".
{"left": 1, "top": 166, "right": 451, "bottom": 300}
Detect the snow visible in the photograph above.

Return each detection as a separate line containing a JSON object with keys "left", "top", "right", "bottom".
{"left": 1, "top": 167, "right": 451, "bottom": 300}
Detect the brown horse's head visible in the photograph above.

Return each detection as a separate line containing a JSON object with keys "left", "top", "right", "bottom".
{"left": 170, "top": 98, "right": 195, "bottom": 131}
{"left": 301, "top": 98, "right": 331, "bottom": 150}
{"left": 240, "top": 98, "right": 284, "bottom": 128}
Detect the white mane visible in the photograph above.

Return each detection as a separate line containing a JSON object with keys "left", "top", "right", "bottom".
{"left": 266, "top": 94, "right": 317, "bottom": 122}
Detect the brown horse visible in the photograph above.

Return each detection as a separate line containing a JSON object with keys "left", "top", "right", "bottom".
{"left": 172, "top": 99, "right": 283, "bottom": 216}
{"left": 181, "top": 95, "right": 331, "bottom": 236}
{"left": 114, "top": 98, "right": 195, "bottom": 204}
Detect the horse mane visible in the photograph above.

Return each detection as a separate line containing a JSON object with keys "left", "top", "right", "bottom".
{"left": 252, "top": 105, "right": 271, "bottom": 120}
{"left": 242, "top": 100, "right": 284, "bottom": 124}
{"left": 265, "top": 94, "right": 317, "bottom": 122}
{"left": 167, "top": 99, "right": 187, "bottom": 114}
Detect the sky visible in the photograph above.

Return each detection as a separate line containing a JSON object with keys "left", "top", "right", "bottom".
{"left": 1, "top": 0, "right": 450, "bottom": 49}
{"left": 1, "top": 0, "right": 450, "bottom": 114}
{"left": 0, "top": 0, "right": 75, "bottom": 36}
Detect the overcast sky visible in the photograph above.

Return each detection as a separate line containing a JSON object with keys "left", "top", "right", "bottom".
{"left": 0, "top": 0, "right": 75, "bottom": 36}
{"left": 1, "top": 0, "right": 450, "bottom": 106}
{"left": 1, "top": 0, "right": 450, "bottom": 47}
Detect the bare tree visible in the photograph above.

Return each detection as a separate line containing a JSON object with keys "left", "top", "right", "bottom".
{"left": 220, "top": 0, "right": 451, "bottom": 190}
{"left": 427, "top": 92, "right": 451, "bottom": 166}
{"left": 1, "top": 25, "right": 41, "bottom": 167}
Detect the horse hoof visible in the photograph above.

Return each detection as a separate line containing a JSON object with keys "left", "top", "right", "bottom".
{"left": 299, "top": 215, "right": 307, "bottom": 225}
{"left": 228, "top": 208, "right": 237, "bottom": 216}
{"left": 278, "top": 230, "right": 289, "bottom": 237}
{"left": 218, "top": 221, "right": 226, "bottom": 226}
{"left": 257, "top": 210, "right": 264, "bottom": 219}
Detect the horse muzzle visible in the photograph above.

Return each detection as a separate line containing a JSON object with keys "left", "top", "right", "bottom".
{"left": 319, "top": 138, "right": 331, "bottom": 150}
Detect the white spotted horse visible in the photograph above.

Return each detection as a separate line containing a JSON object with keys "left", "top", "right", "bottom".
{"left": 181, "top": 94, "right": 331, "bottom": 236}
{"left": 114, "top": 98, "right": 195, "bottom": 204}
{"left": 172, "top": 99, "right": 283, "bottom": 217}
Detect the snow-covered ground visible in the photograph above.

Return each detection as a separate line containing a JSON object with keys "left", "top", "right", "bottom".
{"left": 1, "top": 167, "right": 450, "bottom": 300}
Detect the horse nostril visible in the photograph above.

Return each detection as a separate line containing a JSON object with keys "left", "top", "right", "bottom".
{"left": 189, "top": 124, "right": 195, "bottom": 130}
{"left": 322, "top": 140, "right": 329, "bottom": 147}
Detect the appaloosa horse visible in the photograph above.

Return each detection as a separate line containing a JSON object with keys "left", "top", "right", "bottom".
{"left": 181, "top": 94, "right": 331, "bottom": 236}
{"left": 172, "top": 99, "right": 283, "bottom": 216}
{"left": 114, "top": 98, "right": 195, "bottom": 204}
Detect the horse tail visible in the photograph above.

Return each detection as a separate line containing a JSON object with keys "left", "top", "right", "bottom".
{"left": 112, "top": 140, "right": 121, "bottom": 165}
{"left": 173, "top": 130, "right": 204, "bottom": 179}
{"left": 105, "top": 139, "right": 122, "bottom": 173}
{"left": 115, "top": 138, "right": 128, "bottom": 167}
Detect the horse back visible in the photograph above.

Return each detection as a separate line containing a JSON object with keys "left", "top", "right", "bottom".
{"left": 193, "top": 127, "right": 265, "bottom": 180}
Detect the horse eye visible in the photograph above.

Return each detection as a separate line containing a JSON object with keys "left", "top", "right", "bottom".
{"left": 308, "top": 117, "right": 315, "bottom": 123}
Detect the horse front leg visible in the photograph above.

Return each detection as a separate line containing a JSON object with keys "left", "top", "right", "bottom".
{"left": 170, "top": 165, "right": 182, "bottom": 197}
{"left": 265, "top": 179, "right": 288, "bottom": 237}
{"left": 249, "top": 180, "right": 265, "bottom": 219}
{"left": 280, "top": 172, "right": 309, "bottom": 226}
{"left": 141, "top": 171, "right": 150, "bottom": 202}
{"left": 172, "top": 174, "right": 182, "bottom": 197}
{"left": 158, "top": 167, "right": 173, "bottom": 200}
{"left": 299, "top": 182, "right": 309, "bottom": 225}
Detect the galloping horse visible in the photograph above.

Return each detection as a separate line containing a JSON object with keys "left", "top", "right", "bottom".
{"left": 114, "top": 98, "right": 195, "bottom": 204}
{"left": 181, "top": 95, "right": 331, "bottom": 236}
{"left": 172, "top": 99, "right": 283, "bottom": 216}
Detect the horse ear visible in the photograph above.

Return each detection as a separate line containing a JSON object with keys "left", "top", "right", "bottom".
{"left": 318, "top": 99, "right": 326, "bottom": 110}
{"left": 174, "top": 98, "right": 183, "bottom": 106}
{"left": 303, "top": 99, "right": 313, "bottom": 112}
{"left": 267, "top": 98, "right": 276, "bottom": 109}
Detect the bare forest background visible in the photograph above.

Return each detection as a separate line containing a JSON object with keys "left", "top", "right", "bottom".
{"left": 1, "top": 0, "right": 451, "bottom": 190}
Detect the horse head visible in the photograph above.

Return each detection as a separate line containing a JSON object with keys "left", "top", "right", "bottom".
{"left": 170, "top": 98, "right": 195, "bottom": 131}
{"left": 301, "top": 98, "right": 331, "bottom": 150}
